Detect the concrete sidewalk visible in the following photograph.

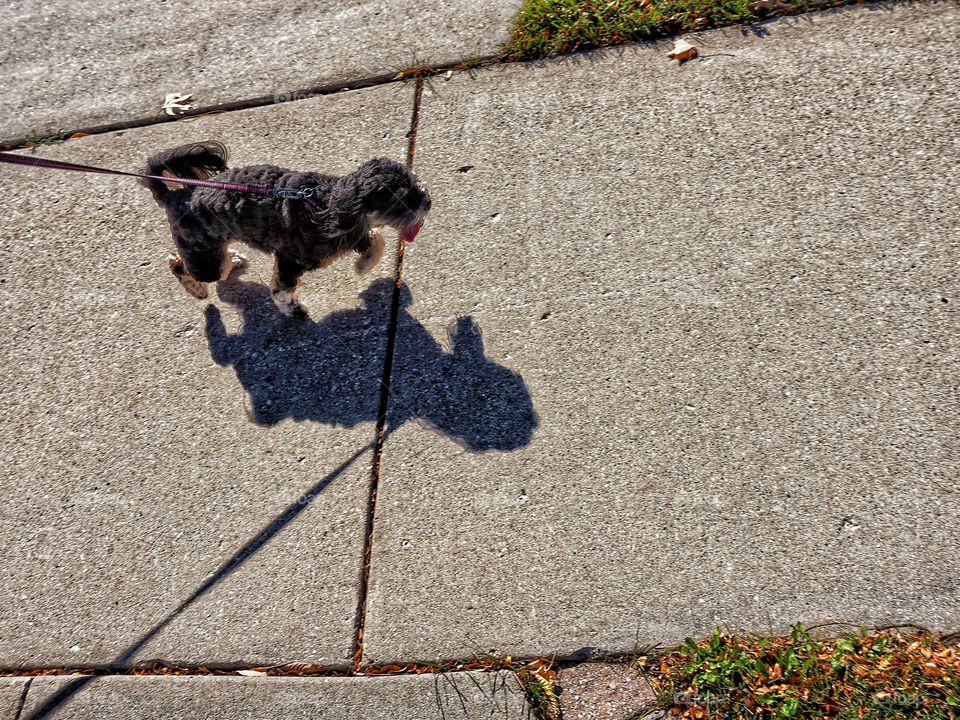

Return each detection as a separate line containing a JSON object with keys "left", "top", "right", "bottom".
{"left": 1, "top": 0, "right": 958, "bottom": 717}
{"left": 365, "top": 0, "right": 959, "bottom": 662}
{"left": 1, "top": 0, "right": 520, "bottom": 142}
{"left": 0, "top": 84, "right": 413, "bottom": 668}
{"left": 1, "top": 673, "right": 527, "bottom": 720}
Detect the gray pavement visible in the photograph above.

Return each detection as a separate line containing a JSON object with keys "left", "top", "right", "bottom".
{"left": 12, "top": 673, "right": 526, "bottom": 720}
{"left": 1, "top": 0, "right": 520, "bottom": 142}
{"left": 362, "top": 1, "right": 960, "bottom": 662}
{"left": 0, "top": 83, "right": 412, "bottom": 667}
{"left": 1, "top": 0, "right": 959, "bottom": 716}
{"left": 0, "top": 679, "right": 27, "bottom": 719}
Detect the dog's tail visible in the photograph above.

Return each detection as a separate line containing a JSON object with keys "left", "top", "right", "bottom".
{"left": 142, "top": 141, "right": 229, "bottom": 202}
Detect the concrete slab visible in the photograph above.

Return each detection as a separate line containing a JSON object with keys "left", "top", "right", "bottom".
{"left": 18, "top": 672, "right": 527, "bottom": 720}
{"left": 1, "top": 0, "right": 520, "bottom": 142}
{"left": 362, "top": 2, "right": 960, "bottom": 662}
{"left": 0, "top": 679, "right": 29, "bottom": 720}
{"left": 556, "top": 663, "right": 657, "bottom": 720}
{"left": 0, "top": 83, "right": 413, "bottom": 666}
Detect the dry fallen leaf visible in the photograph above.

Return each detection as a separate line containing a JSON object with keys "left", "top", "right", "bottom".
{"left": 536, "top": 674, "right": 560, "bottom": 720}
{"left": 162, "top": 93, "right": 194, "bottom": 116}
{"left": 272, "top": 663, "right": 324, "bottom": 675}
{"left": 668, "top": 39, "right": 699, "bottom": 63}
{"left": 236, "top": 669, "right": 268, "bottom": 677}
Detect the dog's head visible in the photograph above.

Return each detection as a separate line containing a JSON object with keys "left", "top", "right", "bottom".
{"left": 350, "top": 158, "right": 432, "bottom": 242}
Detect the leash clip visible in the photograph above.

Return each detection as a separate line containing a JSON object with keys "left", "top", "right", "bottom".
{"left": 273, "top": 185, "right": 321, "bottom": 200}
{"left": 273, "top": 187, "right": 306, "bottom": 200}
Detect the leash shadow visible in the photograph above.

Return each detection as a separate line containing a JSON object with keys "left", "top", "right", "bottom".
{"left": 22, "top": 445, "right": 369, "bottom": 720}
{"left": 22, "top": 277, "right": 537, "bottom": 718}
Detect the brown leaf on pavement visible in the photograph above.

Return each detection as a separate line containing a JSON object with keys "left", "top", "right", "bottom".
{"left": 668, "top": 39, "right": 698, "bottom": 63}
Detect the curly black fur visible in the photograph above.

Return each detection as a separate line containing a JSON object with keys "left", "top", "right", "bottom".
{"left": 143, "top": 141, "right": 431, "bottom": 311}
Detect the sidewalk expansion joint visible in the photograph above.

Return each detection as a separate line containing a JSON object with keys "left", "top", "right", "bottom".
{"left": 0, "top": 58, "right": 488, "bottom": 151}
{"left": 0, "top": 655, "right": 557, "bottom": 678}
{"left": 0, "top": 655, "right": 559, "bottom": 718}
{"left": 350, "top": 75, "right": 426, "bottom": 673}
{"left": 2, "top": 1, "right": 906, "bottom": 152}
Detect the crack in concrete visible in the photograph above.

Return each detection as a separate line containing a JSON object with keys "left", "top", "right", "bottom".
{"left": 1, "top": 58, "right": 488, "bottom": 151}
{"left": 0, "top": 659, "right": 529, "bottom": 678}
{"left": 351, "top": 75, "right": 426, "bottom": 673}
{"left": 1, "top": 0, "right": 906, "bottom": 151}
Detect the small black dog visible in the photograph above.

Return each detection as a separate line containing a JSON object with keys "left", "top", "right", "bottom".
{"left": 142, "top": 141, "right": 431, "bottom": 315}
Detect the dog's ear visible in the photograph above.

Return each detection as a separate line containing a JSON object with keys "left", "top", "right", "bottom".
{"left": 353, "top": 158, "right": 413, "bottom": 211}
{"left": 315, "top": 158, "right": 414, "bottom": 233}
{"left": 356, "top": 157, "right": 407, "bottom": 178}
{"left": 363, "top": 185, "right": 396, "bottom": 210}
{"left": 311, "top": 175, "right": 366, "bottom": 234}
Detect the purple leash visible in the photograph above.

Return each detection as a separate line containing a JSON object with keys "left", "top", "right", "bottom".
{"left": 0, "top": 151, "right": 316, "bottom": 199}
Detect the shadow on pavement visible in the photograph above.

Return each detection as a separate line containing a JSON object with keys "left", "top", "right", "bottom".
{"left": 23, "top": 277, "right": 536, "bottom": 718}
{"left": 206, "top": 276, "right": 538, "bottom": 452}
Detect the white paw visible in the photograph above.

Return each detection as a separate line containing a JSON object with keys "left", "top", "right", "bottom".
{"left": 272, "top": 290, "right": 307, "bottom": 317}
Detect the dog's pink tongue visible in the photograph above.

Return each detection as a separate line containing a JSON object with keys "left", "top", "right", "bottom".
{"left": 400, "top": 223, "right": 421, "bottom": 244}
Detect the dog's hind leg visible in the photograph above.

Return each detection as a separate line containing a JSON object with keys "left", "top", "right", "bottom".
{"left": 355, "top": 230, "right": 384, "bottom": 275}
{"left": 169, "top": 253, "right": 209, "bottom": 299}
{"left": 169, "top": 222, "right": 229, "bottom": 299}
{"left": 270, "top": 254, "right": 308, "bottom": 317}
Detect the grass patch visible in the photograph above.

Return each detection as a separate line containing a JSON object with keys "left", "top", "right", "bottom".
{"left": 461, "top": 651, "right": 559, "bottom": 719}
{"left": 504, "top": 0, "right": 865, "bottom": 58}
{"left": 636, "top": 624, "right": 960, "bottom": 719}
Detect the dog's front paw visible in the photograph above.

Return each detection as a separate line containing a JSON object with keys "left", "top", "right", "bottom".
{"left": 229, "top": 249, "right": 248, "bottom": 270}
{"left": 271, "top": 289, "right": 308, "bottom": 318}
{"left": 185, "top": 281, "right": 210, "bottom": 300}
{"left": 355, "top": 230, "right": 385, "bottom": 275}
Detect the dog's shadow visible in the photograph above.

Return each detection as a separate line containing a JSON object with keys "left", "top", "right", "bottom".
{"left": 205, "top": 277, "right": 538, "bottom": 451}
